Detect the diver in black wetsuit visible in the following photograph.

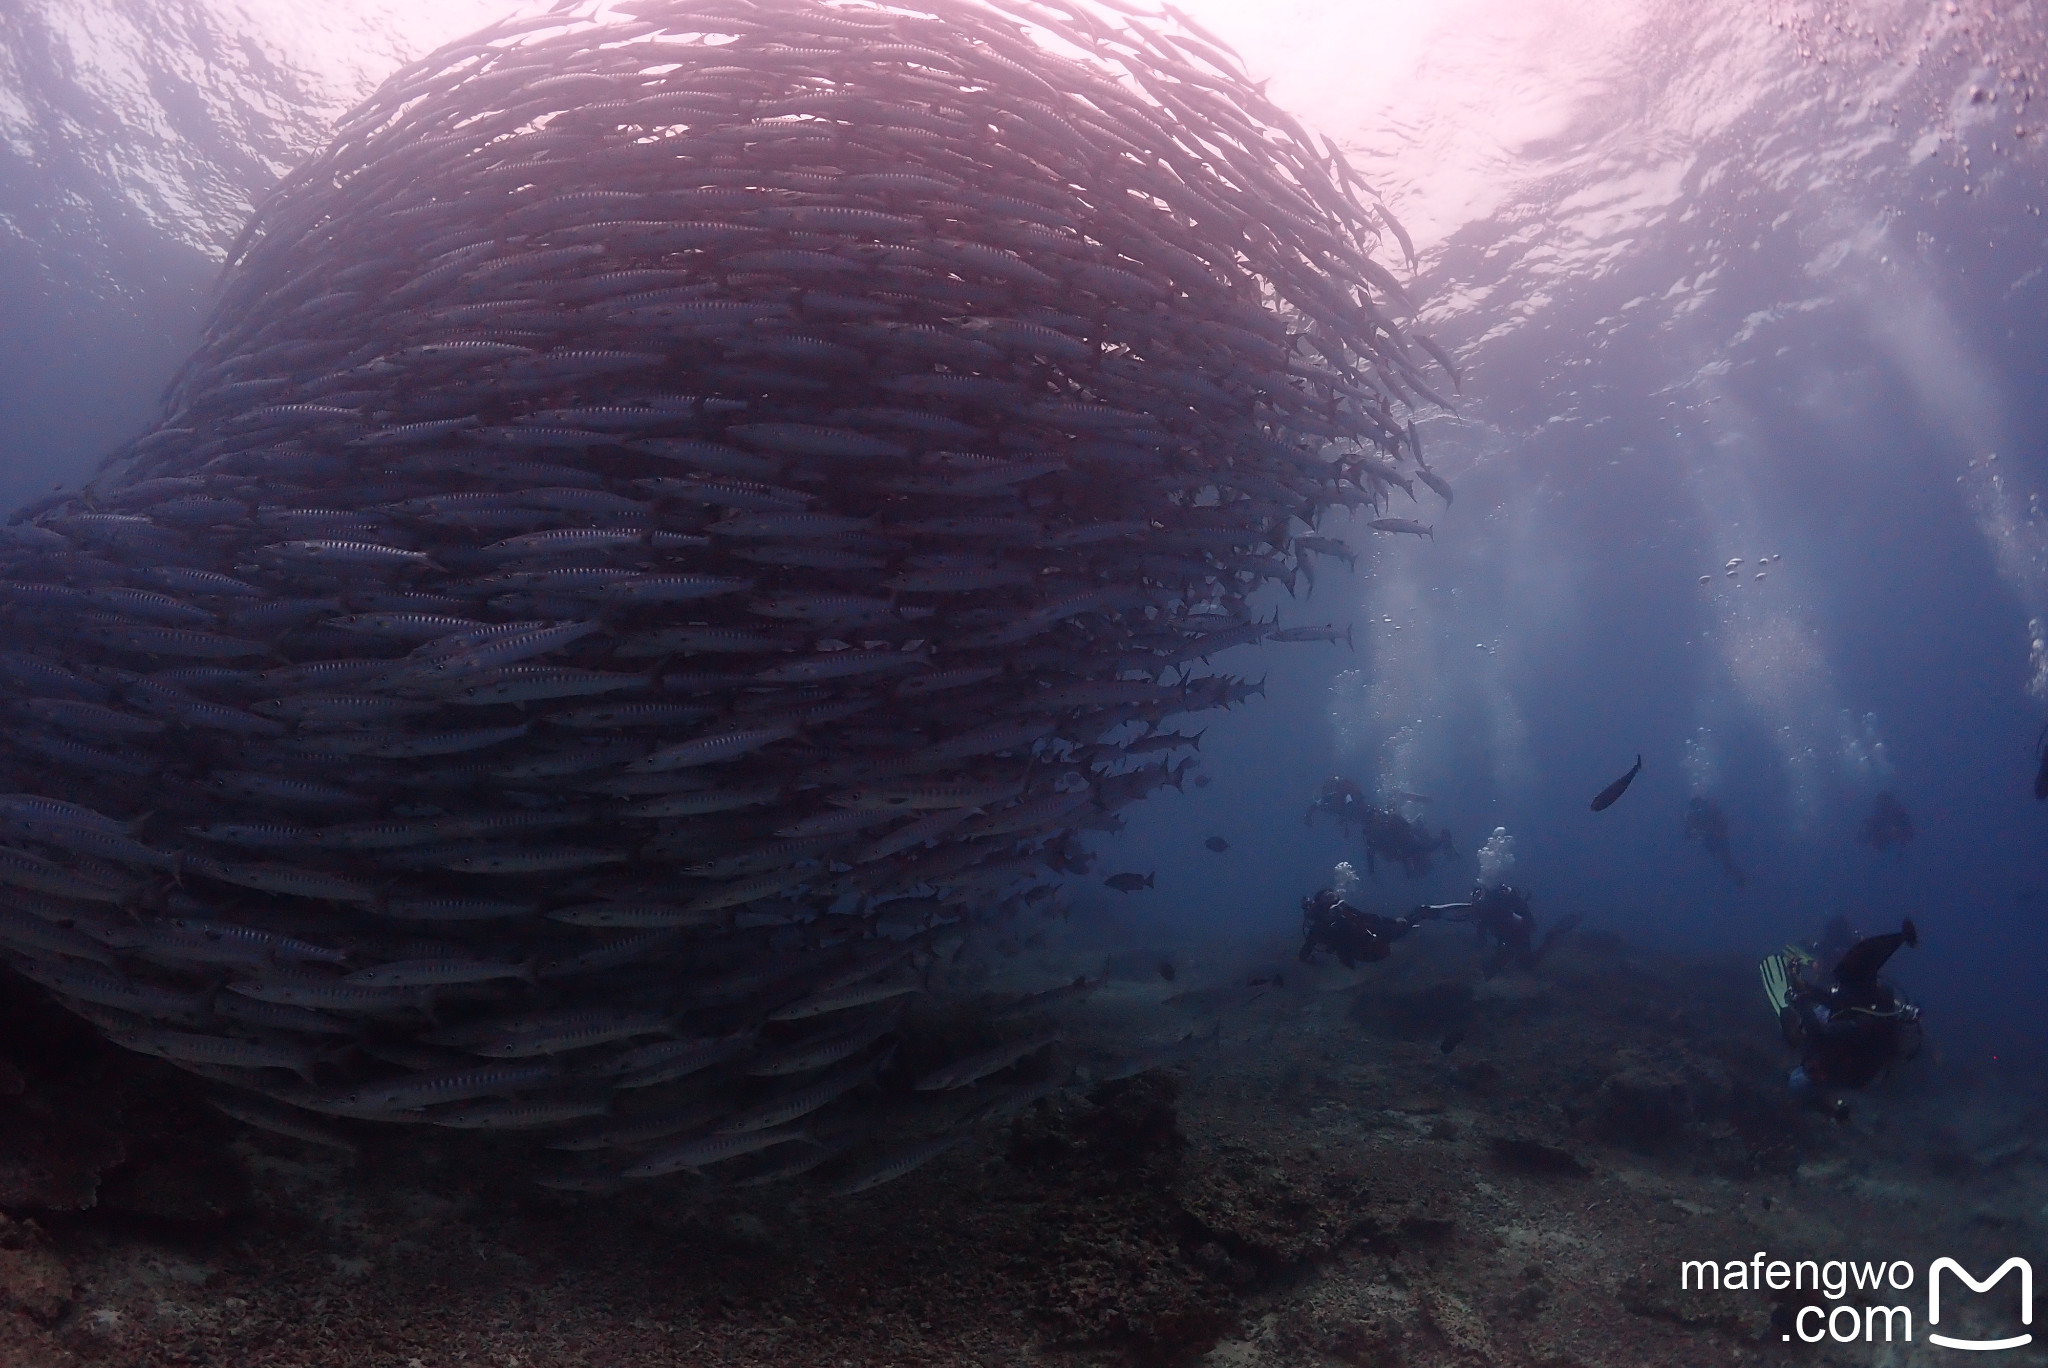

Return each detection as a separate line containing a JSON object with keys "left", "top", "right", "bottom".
{"left": 1684, "top": 796, "right": 1746, "bottom": 885}
{"left": 1298, "top": 889, "right": 1438, "bottom": 968}
{"left": 1306, "top": 779, "right": 1456, "bottom": 878}
{"left": 1805, "top": 914, "right": 1860, "bottom": 972}
{"left": 1306, "top": 776, "right": 1370, "bottom": 833}
{"left": 1770, "top": 920, "right": 1921, "bottom": 1119}
{"left": 1856, "top": 791, "right": 1914, "bottom": 852}
{"left": 1417, "top": 884, "right": 1581, "bottom": 978}
{"left": 1359, "top": 804, "right": 1456, "bottom": 879}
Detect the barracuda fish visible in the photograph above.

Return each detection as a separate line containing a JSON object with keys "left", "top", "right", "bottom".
{"left": 618, "top": 1124, "right": 815, "bottom": 1179}
{"left": 1414, "top": 464, "right": 1454, "bottom": 506}
{"left": 290, "top": 723, "right": 529, "bottom": 759}
{"left": 0, "top": 847, "right": 139, "bottom": 903}
{"left": 0, "top": 793, "right": 136, "bottom": 834}
{"left": 431, "top": 1006, "right": 674, "bottom": 1058}
{"left": 409, "top": 622, "right": 605, "bottom": 679}
{"left": 311, "top": 1061, "right": 566, "bottom": 1115}
{"left": 342, "top": 955, "right": 537, "bottom": 988}
{"left": 754, "top": 649, "right": 924, "bottom": 684}
{"left": 961, "top": 792, "right": 1093, "bottom": 839}
{"left": 9, "top": 958, "right": 206, "bottom": 1021}
{"left": 746, "top": 1012, "right": 901, "bottom": 1078}
{"left": 21, "top": 699, "right": 166, "bottom": 738}
{"left": 207, "top": 1093, "right": 360, "bottom": 1155}
{"left": 537, "top": 929, "right": 686, "bottom": 982}
{"left": 1367, "top": 518, "right": 1434, "bottom": 539}
{"left": 442, "top": 667, "right": 648, "bottom": 706}
{"left": 834, "top": 778, "right": 1024, "bottom": 811}
{"left": 434, "top": 845, "right": 626, "bottom": 875}
{"left": 261, "top": 540, "right": 440, "bottom": 571}
{"left": 601, "top": 1029, "right": 759, "bottom": 1089}
{"left": 377, "top": 894, "right": 540, "bottom": 922}
{"left": 766, "top": 980, "right": 922, "bottom": 1022}
{"left": 226, "top": 972, "right": 418, "bottom": 1015}
{"left": 678, "top": 867, "right": 815, "bottom": 913}
{"left": 993, "top": 975, "right": 1101, "bottom": 1019}
{"left": 423, "top": 1095, "right": 612, "bottom": 1130}
{"left": 0, "top": 905, "right": 119, "bottom": 966}
{"left": 546, "top": 1100, "right": 735, "bottom": 1153}
{"left": 913, "top": 1030, "right": 1060, "bottom": 1091}
{"left": 212, "top": 994, "right": 353, "bottom": 1037}
{"left": 202, "top": 772, "right": 365, "bottom": 807}
{"left": 324, "top": 611, "right": 493, "bottom": 641}
{"left": 627, "top": 724, "right": 796, "bottom": 772}
{"left": 0, "top": 0, "right": 1451, "bottom": 1187}
{"left": 547, "top": 702, "right": 713, "bottom": 730}
{"left": 1100, "top": 1024, "right": 1223, "bottom": 1081}
{"left": 141, "top": 916, "right": 345, "bottom": 967}
{"left": 187, "top": 860, "right": 377, "bottom": 903}
{"left": 0, "top": 654, "right": 109, "bottom": 701}
{"left": 1270, "top": 623, "right": 1353, "bottom": 647}
{"left": 852, "top": 808, "right": 981, "bottom": 863}
{"left": 620, "top": 784, "right": 781, "bottom": 817}
{"left": 713, "top": 1051, "right": 887, "bottom": 1135}
{"left": 827, "top": 1124, "right": 975, "bottom": 1196}
{"left": 774, "top": 807, "right": 903, "bottom": 840}
{"left": 544, "top": 900, "right": 724, "bottom": 928}
{"left": 109, "top": 1027, "right": 323, "bottom": 1081}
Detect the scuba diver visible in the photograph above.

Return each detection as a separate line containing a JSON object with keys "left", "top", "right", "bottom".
{"left": 1299, "top": 888, "right": 1439, "bottom": 968}
{"left": 1418, "top": 884, "right": 1581, "bottom": 977}
{"left": 1683, "top": 796, "right": 1746, "bottom": 886}
{"left": 1306, "top": 776, "right": 1370, "bottom": 833}
{"left": 1360, "top": 804, "right": 1457, "bottom": 878}
{"left": 1307, "top": 778, "right": 1456, "bottom": 878}
{"left": 1804, "top": 914, "right": 1861, "bottom": 972}
{"left": 1759, "top": 919, "right": 1921, "bottom": 1120}
{"left": 1856, "top": 791, "right": 1914, "bottom": 853}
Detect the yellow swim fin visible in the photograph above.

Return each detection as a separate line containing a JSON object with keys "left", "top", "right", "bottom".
{"left": 1759, "top": 954, "right": 1790, "bottom": 1015}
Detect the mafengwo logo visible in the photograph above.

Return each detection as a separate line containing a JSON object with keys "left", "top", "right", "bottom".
{"left": 1680, "top": 1253, "right": 2032, "bottom": 1349}
{"left": 1929, "top": 1258, "right": 2032, "bottom": 1352}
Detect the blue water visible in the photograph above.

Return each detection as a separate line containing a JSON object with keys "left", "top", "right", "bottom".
{"left": 2, "top": 0, "right": 2044, "bottom": 1068}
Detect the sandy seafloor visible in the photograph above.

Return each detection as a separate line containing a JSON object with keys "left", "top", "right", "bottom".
{"left": 2, "top": 920, "right": 2044, "bottom": 1368}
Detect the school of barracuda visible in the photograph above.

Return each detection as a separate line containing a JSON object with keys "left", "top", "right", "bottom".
{"left": 0, "top": 0, "right": 1452, "bottom": 1192}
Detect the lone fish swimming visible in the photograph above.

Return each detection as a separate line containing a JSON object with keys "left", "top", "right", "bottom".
{"left": 1590, "top": 754, "right": 1643, "bottom": 812}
